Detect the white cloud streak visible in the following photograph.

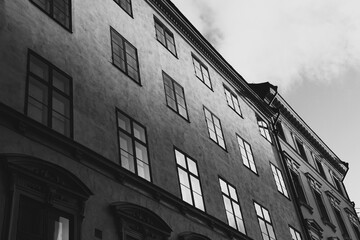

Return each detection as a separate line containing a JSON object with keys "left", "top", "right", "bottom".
{"left": 171, "top": 0, "right": 360, "bottom": 92}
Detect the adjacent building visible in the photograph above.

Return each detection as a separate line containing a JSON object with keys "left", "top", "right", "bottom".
{"left": 0, "top": 0, "right": 358, "bottom": 240}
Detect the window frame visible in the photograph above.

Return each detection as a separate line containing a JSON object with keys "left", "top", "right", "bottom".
{"left": 289, "top": 225, "right": 303, "bottom": 240}
{"left": 25, "top": 49, "right": 73, "bottom": 138}
{"left": 29, "top": 0, "right": 72, "bottom": 31}
{"left": 257, "top": 116, "right": 272, "bottom": 143}
{"left": 294, "top": 137, "right": 308, "bottom": 162}
{"left": 223, "top": 85, "right": 242, "bottom": 116}
{"left": 162, "top": 71, "right": 189, "bottom": 121}
{"left": 203, "top": 106, "right": 226, "bottom": 150}
{"left": 314, "top": 157, "right": 327, "bottom": 180}
{"left": 113, "top": 0, "right": 133, "bottom": 17}
{"left": 191, "top": 54, "right": 212, "bottom": 90}
{"left": 219, "top": 177, "right": 246, "bottom": 234}
{"left": 254, "top": 201, "right": 277, "bottom": 240}
{"left": 116, "top": 108, "right": 152, "bottom": 182}
{"left": 308, "top": 178, "right": 332, "bottom": 225}
{"left": 174, "top": 147, "right": 205, "bottom": 211}
{"left": 237, "top": 134, "right": 257, "bottom": 174}
{"left": 270, "top": 163, "right": 289, "bottom": 198}
{"left": 154, "top": 16, "right": 177, "bottom": 57}
{"left": 110, "top": 27, "right": 141, "bottom": 85}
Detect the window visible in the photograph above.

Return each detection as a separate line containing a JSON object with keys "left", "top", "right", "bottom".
{"left": 192, "top": 55, "right": 212, "bottom": 89}
{"left": 257, "top": 116, "right": 272, "bottom": 143}
{"left": 175, "top": 148, "right": 204, "bottom": 211}
{"left": 276, "top": 121, "right": 286, "bottom": 140}
{"left": 270, "top": 164, "right": 289, "bottom": 197}
{"left": 347, "top": 211, "right": 360, "bottom": 240}
{"left": 5, "top": 156, "right": 92, "bottom": 240}
{"left": 111, "top": 202, "right": 172, "bottom": 240}
{"left": 162, "top": 72, "right": 188, "bottom": 120}
{"left": 25, "top": 50, "right": 72, "bottom": 137}
{"left": 154, "top": 17, "right": 177, "bottom": 56}
{"left": 237, "top": 135, "right": 257, "bottom": 173}
{"left": 111, "top": 27, "right": 140, "bottom": 84}
{"left": 204, "top": 107, "right": 226, "bottom": 149}
{"left": 309, "top": 179, "right": 331, "bottom": 223}
{"left": 224, "top": 85, "right": 242, "bottom": 116}
{"left": 332, "top": 174, "right": 345, "bottom": 198}
{"left": 333, "top": 207, "right": 350, "bottom": 238}
{"left": 254, "top": 202, "right": 276, "bottom": 240}
{"left": 314, "top": 158, "right": 327, "bottom": 180}
{"left": 30, "top": 0, "right": 71, "bottom": 30}
{"left": 116, "top": 109, "right": 151, "bottom": 181}
{"left": 289, "top": 226, "right": 302, "bottom": 240}
{"left": 294, "top": 138, "right": 308, "bottom": 162}
{"left": 352, "top": 224, "right": 360, "bottom": 240}
{"left": 289, "top": 169, "right": 307, "bottom": 204}
{"left": 113, "top": 0, "right": 132, "bottom": 16}
{"left": 219, "top": 178, "right": 246, "bottom": 234}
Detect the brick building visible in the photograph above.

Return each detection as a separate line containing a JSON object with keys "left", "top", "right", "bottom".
{"left": 0, "top": 0, "right": 357, "bottom": 240}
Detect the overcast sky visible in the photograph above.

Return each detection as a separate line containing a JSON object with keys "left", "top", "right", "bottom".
{"left": 170, "top": 0, "right": 360, "bottom": 213}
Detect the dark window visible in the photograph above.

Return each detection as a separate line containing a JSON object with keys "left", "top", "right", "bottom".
{"left": 270, "top": 164, "right": 289, "bottom": 197}
{"left": 25, "top": 50, "right": 73, "bottom": 137}
{"left": 116, "top": 109, "right": 151, "bottom": 181}
{"left": 113, "top": 0, "right": 132, "bottom": 16}
{"left": 333, "top": 207, "right": 349, "bottom": 238}
{"left": 295, "top": 138, "right": 308, "bottom": 162}
{"left": 254, "top": 202, "right": 277, "bottom": 240}
{"left": 17, "top": 195, "right": 73, "bottom": 240}
{"left": 111, "top": 27, "right": 140, "bottom": 84}
{"left": 312, "top": 187, "right": 330, "bottom": 222}
{"left": 276, "top": 122, "right": 286, "bottom": 140}
{"left": 352, "top": 224, "right": 360, "bottom": 240}
{"left": 175, "top": 148, "right": 204, "bottom": 211}
{"left": 333, "top": 176, "right": 345, "bottom": 198}
{"left": 30, "top": 0, "right": 71, "bottom": 30}
{"left": 204, "top": 107, "right": 226, "bottom": 149}
{"left": 224, "top": 85, "right": 242, "bottom": 116}
{"left": 289, "top": 226, "right": 302, "bottom": 240}
{"left": 192, "top": 55, "right": 212, "bottom": 89}
{"left": 257, "top": 116, "right": 272, "bottom": 143}
{"left": 162, "top": 72, "right": 188, "bottom": 120}
{"left": 237, "top": 135, "right": 257, "bottom": 173}
{"left": 289, "top": 169, "right": 307, "bottom": 204}
{"left": 154, "top": 17, "right": 177, "bottom": 56}
{"left": 315, "top": 158, "right": 327, "bottom": 180}
{"left": 219, "top": 178, "right": 246, "bottom": 234}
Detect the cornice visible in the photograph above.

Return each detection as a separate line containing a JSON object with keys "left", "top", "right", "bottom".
{"left": 272, "top": 95, "right": 348, "bottom": 175}
{"left": 145, "top": 0, "right": 276, "bottom": 118}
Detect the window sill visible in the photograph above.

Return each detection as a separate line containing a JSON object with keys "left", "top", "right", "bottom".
{"left": 299, "top": 201, "right": 313, "bottom": 214}
{"left": 111, "top": 62, "right": 142, "bottom": 86}
{"left": 322, "top": 218, "right": 336, "bottom": 232}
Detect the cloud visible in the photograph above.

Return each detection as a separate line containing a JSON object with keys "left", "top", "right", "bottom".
{"left": 171, "top": 0, "right": 360, "bottom": 92}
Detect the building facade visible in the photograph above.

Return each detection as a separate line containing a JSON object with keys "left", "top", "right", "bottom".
{"left": 0, "top": 0, "right": 357, "bottom": 240}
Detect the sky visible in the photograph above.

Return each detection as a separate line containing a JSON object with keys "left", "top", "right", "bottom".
{"left": 170, "top": 0, "right": 360, "bottom": 214}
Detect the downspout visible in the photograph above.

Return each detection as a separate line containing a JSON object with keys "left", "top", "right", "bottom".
{"left": 270, "top": 104, "right": 311, "bottom": 240}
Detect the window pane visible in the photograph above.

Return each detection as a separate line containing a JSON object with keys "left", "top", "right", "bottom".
{"left": 226, "top": 211, "right": 236, "bottom": 228}
{"left": 180, "top": 185, "right": 193, "bottom": 205}
{"left": 32, "top": 0, "right": 51, "bottom": 13}
{"left": 219, "top": 179, "right": 228, "bottom": 195}
{"left": 30, "top": 55, "right": 49, "bottom": 81}
{"left": 133, "top": 122, "right": 146, "bottom": 143}
{"left": 52, "top": 110, "right": 70, "bottom": 136}
{"left": 135, "top": 142, "right": 148, "bottom": 164}
{"left": 193, "top": 192, "right": 204, "bottom": 211}
{"left": 50, "top": 215, "right": 70, "bottom": 240}
{"left": 137, "top": 159, "right": 150, "bottom": 181}
{"left": 117, "top": 112, "right": 131, "bottom": 133}
{"left": 28, "top": 97, "right": 48, "bottom": 124}
{"left": 119, "top": 133, "right": 135, "bottom": 172}
{"left": 255, "top": 203, "right": 263, "bottom": 217}
{"left": 223, "top": 196, "right": 232, "bottom": 212}
{"left": 178, "top": 168, "right": 190, "bottom": 187}
{"left": 29, "top": 77, "right": 48, "bottom": 104}
{"left": 187, "top": 158, "right": 198, "bottom": 176}
{"left": 175, "top": 150, "right": 186, "bottom": 168}
{"left": 52, "top": 92, "right": 70, "bottom": 117}
{"left": 190, "top": 176, "right": 201, "bottom": 194}
{"left": 53, "top": 70, "right": 70, "bottom": 94}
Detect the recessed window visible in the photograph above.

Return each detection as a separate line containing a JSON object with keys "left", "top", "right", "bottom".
{"left": 351, "top": 223, "right": 360, "bottom": 240}
{"left": 192, "top": 54, "right": 212, "bottom": 89}
{"left": 270, "top": 164, "right": 289, "bottom": 197}
{"left": 309, "top": 179, "right": 331, "bottom": 223}
{"left": 332, "top": 174, "right": 345, "bottom": 198}
{"left": 154, "top": 17, "right": 177, "bottom": 56}
{"left": 314, "top": 158, "right": 327, "bottom": 180}
{"left": 204, "top": 107, "right": 226, "bottom": 149}
{"left": 294, "top": 137, "right": 308, "bottom": 162}
{"left": 113, "top": 0, "right": 132, "bottom": 16}
{"left": 254, "top": 202, "right": 277, "bottom": 240}
{"left": 111, "top": 27, "right": 140, "bottom": 84}
{"left": 219, "top": 178, "right": 246, "bottom": 234}
{"left": 289, "top": 168, "right": 307, "bottom": 204}
{"left": 276, "top": 121, "right": 286, "bottom": 140}
{"left": 116, "top": 109, "right": 151, "bottom": 181}
{"left": 224, "top": 85, "right": 242, "bottom": 116}
{"left": 175, "top": 148, "right": 205, "bottom": 211}
{"left": 25, "top": 50, "right": 73, "bottom": 137}
{"left": 333, "top": 206, "right": 349, "bottom": 238}
{"left": 289, "top": 226, "right": 302, "bottom": 240}
{"left": 30, "top": 0, "right": 71, "bottom": 30}
{"left": 257, "top": 116, "right": 272, "bottom": 143}
{"left": 162, "top": 72, "right": 188, "bottom": 120}
{"left": 237, "top": 135, "right": 257, "bottom": 173}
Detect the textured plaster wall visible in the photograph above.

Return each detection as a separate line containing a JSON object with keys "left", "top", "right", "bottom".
{"left": 0, "top": 0, "right": 304, "bottom": 239}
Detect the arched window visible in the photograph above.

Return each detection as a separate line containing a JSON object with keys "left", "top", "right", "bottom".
{"left": 3, "top": 155, "right": 92, "bottom": 240}
{"left": 111, "top": 202, "right": 172, "bottom": 240}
